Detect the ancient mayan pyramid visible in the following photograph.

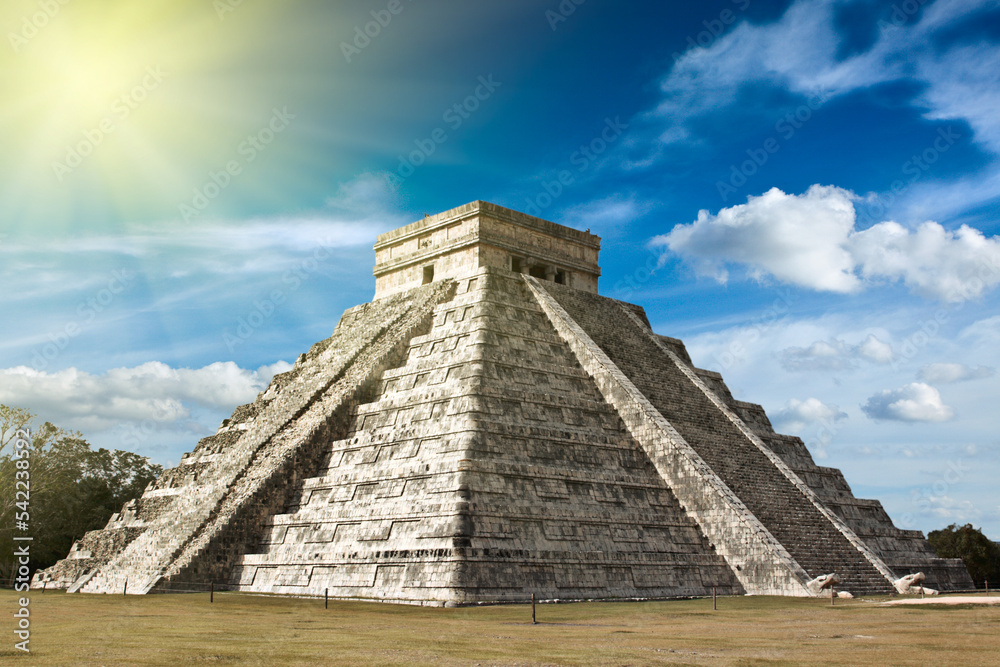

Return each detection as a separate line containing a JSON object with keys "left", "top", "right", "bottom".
{"left": 34, "top": 201, "right": 972, "bottom": 604}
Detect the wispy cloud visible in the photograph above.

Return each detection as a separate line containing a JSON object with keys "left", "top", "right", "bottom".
{"left": 555, "top": 193, "right": 649, "bottom": 238}
{"left": 0, "top": 218, "right": 384, "bottom": 260}
{"left": 918, "top": 362, "right": 994, "bottom": 384}
{"left": 0, "top": 172, "right": 404, "bottom": 327}
{"left": 0, "top": 171, "right": 403, "bottom": 259}
{"left": 643, "top": 0, "right": 1000, "bottom": 154}
{"left": 620, "top": 0, "right": 1000, "bottom": 223}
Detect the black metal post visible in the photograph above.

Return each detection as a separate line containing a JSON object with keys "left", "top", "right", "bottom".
{"left": 325, "top": 588, "right": 329, "bottom": 609}
{"left": 713, "top": 587, "right": 717, "bottom": 611}
{"left": 210, "top": 581, "right": 214, "bottom": 603}
{"left": 123, "top": 578, "right": 127, "bottom": 596}
{"left": 531, "top": 593, "right": 536, "bottom": 625}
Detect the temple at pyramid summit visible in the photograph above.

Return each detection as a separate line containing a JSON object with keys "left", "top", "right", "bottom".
{"left": 34, "top": 200, "right": 972, "bottom": 604}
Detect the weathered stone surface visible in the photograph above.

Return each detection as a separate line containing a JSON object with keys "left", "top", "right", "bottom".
{"left": 33, "top": 200, "right": 973, "bottom": 602}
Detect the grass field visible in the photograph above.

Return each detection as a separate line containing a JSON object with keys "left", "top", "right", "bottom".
{"left": 2, "top": 589, "right": 998, "bottom": 665}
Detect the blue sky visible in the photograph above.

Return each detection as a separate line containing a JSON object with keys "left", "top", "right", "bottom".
{"left": 2, "top": 0, "right": 999, "bottom": 539}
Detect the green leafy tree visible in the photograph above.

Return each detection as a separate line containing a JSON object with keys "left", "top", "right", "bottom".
{"left": 1, "top": 406, "right": 162, "bottom": 583}
{"left": 928, "top": 523, "right": 1000, "bottom": 588}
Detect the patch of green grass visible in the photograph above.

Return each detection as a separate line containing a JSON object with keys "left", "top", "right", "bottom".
{"left": 1, "top": 590, "right": 997, "bottom": 665}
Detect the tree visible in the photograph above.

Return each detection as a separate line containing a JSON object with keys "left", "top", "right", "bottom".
{"left": 927, "top": 523, "right": 1000, "bottom": 588}
{"left": 0, "top": 417, "right": 77, "bottom": 524}
{"left": 0, "top": 404, "right": 33, "bottom": 456}
{"left": 1, "top": 406, "right": 162, "bottom": 583}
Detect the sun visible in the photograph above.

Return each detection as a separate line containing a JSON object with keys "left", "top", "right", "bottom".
{"left": 0, "top": 0, "right": 285, "bottom": 235}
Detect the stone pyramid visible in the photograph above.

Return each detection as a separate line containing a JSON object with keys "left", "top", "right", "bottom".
{"left": 34, "top": 201, "right": 972, "bottom": 604}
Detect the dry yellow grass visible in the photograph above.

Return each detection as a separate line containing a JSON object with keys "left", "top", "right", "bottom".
{"left": 2, "top": 589, "right": 998, "bottom": 665}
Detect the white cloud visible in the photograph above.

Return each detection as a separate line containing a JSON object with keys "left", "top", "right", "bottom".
{"left": 0, "top": 361, "right": 290, "bottom": 433}
{"left": 655, "top": 185, "right": 1000, "bottom": 300}
{"left": 861, "top": 382, "right": 955, "bottom": 422}
{"left": 850, "top": 219, "right": 1000, "bottom": 301}
{"left": 856, "top": 334, "right": 895, "bottom": 364}
{"left": 918, "top": 362, "right": 995, "bottom": 384}
{"left": 780, "top": 333, "right": 894, "bottom": 371}
{"left": 773, "top": 397, "right": 847, "bottom": 433}
{"left": 654, "top": 185, "right": 859, "bottom": 292}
